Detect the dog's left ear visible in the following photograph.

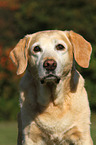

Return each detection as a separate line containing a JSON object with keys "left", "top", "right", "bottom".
{"left": 69, "top": 31, "right": 92, "bottom": 68}
{"left": 10, "top": 35, "right": 31, "bottom": 75}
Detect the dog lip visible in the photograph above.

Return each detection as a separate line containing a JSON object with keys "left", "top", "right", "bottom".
{"left": 40, "top": 74, "right": 60, "bottom": 84}
{"left": 42, "top": 74, "right": 59, "bottom": 80}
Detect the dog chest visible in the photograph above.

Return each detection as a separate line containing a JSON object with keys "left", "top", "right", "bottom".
{"left": 35, "top": 102, "right": 75, "bottom": 135}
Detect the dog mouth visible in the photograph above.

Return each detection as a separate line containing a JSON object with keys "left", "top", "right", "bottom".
{"left": 40, "top": 74, "right": 60, "bottom": 84}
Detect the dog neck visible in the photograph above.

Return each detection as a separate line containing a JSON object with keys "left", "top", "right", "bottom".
{"left": 36, "top": 71, "right": 72, "bottom": 107}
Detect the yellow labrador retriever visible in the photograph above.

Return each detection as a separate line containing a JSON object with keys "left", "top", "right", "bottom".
{"left": 10, "top": 30, "right": 93, "bottom": 145}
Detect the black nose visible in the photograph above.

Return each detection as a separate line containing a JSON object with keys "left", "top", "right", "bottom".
{"left": 43, "top": 59, "right": 57, "bottom": 71}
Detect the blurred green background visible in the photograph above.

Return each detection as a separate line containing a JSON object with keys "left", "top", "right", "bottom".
{"left": 0, "top": 0, "right": 96, "bottom": 144}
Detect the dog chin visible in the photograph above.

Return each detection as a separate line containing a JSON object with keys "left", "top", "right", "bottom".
{"left": 40, "top": 74, "right": 60, "bottom": 84}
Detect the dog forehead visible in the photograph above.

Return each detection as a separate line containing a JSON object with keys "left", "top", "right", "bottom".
{"left": 29, "top": 30, "right": 70, "bottom": 46}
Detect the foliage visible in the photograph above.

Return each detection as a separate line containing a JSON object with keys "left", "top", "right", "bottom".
{"left": 0, "top": 46, "right": 20, "bottom": 120}
{"left": 0, "top": 0, "right": 96, "bottom": 120}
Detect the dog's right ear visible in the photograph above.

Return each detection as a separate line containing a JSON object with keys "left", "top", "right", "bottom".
{"left": 10, "top": 35, "right": 31, "bottom": 75}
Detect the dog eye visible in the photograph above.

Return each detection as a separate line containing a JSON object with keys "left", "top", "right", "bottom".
{"left": 33, "top": 46, "right": 41, "bottom": 52}
{"left": 56, "top": 44, "right": 65, "bottom": 50}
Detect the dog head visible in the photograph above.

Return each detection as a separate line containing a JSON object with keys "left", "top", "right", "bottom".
{"left": 10, "top": 30, "right": 92, "bottom": 84}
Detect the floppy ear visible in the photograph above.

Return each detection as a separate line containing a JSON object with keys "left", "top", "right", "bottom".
{"left": 10, "top": 36, "right": 30, "bottom": 75}
{"left": 70, "top": 31, "right": 92, "bottom": 68}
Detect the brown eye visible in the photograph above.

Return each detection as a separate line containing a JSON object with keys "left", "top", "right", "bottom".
{"left": 33, "top": 46, "right": 41, "bottom": 52}
{"left": 56, "top": 44, "right": 65, "bottom": 50}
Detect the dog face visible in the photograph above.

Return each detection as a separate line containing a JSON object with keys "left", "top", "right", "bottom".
{"left": 10, "top": 30, "right": 92, "bottom": 84}
{"left": 28, "top": 31, "right": 73, "bottom": 84}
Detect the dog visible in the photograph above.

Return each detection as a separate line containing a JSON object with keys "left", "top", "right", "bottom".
{"left": 10, "top": 30, "right": 93, "bottom": 145}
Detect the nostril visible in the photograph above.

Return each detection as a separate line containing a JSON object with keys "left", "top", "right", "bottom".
{"left": 53, "top": 62, "right": 56, "bottom": 67}
{"left": 44, "top": 62, "right": 49, "bottom": 67}
{"left": 47, "top": 62, "right": 50, "bottom": 67}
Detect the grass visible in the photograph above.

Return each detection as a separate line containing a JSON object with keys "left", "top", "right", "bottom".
{"left": 0, "top": 122, "right": 17, "bottom": 145}
{"left": 91, "top": 112, "right": 96, "bottom": 145}
{"left": 0, "top": 112, "right": 96, "bottom": 145}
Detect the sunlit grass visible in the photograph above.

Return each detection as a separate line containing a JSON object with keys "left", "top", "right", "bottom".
{"left": 91, "top": 112, "right": 96, "bottom": 144}
{"left": 0, "top": 122, "right": 17, "bottom": 145}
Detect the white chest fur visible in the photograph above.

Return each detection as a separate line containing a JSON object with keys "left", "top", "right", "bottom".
{"left": 35, "top": 102, "right": 75, "bottom": 138}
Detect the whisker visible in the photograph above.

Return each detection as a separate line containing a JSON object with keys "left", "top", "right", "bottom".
{"left": 61, "top": 62, "right": 73, "bottom": 77}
